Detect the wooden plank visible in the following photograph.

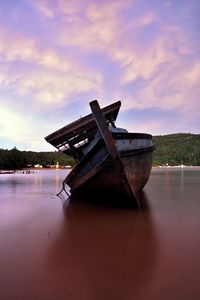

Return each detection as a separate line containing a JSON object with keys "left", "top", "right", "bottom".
{"left": 89, "top": 100, "right": 119, "bottom": 160}
{"left": 45, "top": 101, "right": 121, "bottom": 145}
{"left": 89, "top": 100, "right": 137, "bottom": 204}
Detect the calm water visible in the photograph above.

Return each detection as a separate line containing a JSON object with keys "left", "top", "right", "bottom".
{"left": 0, "top": 168, "right": 200, "bottom": 300}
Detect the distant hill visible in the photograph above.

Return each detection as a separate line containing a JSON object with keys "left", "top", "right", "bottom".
{"left": 153, "top": 133, "right": 200, "bottom": 166}
{"left": 0, "top": 133, "right": 199, "bottom": 169}
{"left": 0, "top": 148, "right": 75, "bottom": 170}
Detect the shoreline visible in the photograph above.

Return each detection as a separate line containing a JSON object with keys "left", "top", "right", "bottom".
{"left": 152, "top": 165, "right": 200, "bottom": 169}
{"left": 1, "top": 165, "right": 200, "bottom": 173}
{"left": 0, "top": 167, "right": 71, "bottom": 173}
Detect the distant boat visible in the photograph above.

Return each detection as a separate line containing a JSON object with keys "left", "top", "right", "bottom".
{"left": 0, "top": 170, "right": 15, "bottom": 174}
{"left": 45, "top": 100, "right": 155, "bottom": 207}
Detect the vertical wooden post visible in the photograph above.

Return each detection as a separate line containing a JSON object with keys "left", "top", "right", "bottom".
{"left": 89, "top": 100, "right": 119, "bottom": 161}
{"left": 90, "top": 100, "right": 137, "bottom": 205}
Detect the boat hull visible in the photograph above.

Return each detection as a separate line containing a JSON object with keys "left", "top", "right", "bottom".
{"left": 65, "top": 141, "right": 153, "bottom": 207}
{"left": 45, "top": 100, "right": 155, "bottom": 208}
{"left": 121, "top": 150, "right": 153, "bottom": 201}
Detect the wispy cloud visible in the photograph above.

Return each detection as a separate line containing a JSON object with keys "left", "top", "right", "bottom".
{"left": 56, "top": 1, "right": 128, "bottom": 51}
{"left": 0, "top": 0, "right": 199, "bottom": 150}
{"left": 0, "top": 104, "right": 32, "bottom": 144}
{"left": 0, "top": 27, "right": 102, "bottom": 109}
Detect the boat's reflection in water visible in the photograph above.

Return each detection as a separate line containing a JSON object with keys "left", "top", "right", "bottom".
{"left": 47, "top": 191, "right": 158, "bottom": 300}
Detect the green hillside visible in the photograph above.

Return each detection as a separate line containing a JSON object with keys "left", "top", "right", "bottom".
{"left": 0, "top": 133, "right": 199, "bottom": 170}
{"left": 153, "top": 133, "right": 200, "bottom": 166}
{"left": 0, "top": 148, "right": 75, "bottom": 170}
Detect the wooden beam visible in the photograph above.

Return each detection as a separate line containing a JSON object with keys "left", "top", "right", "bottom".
{"left": 89, "top": 100, "right": 119, "bottom": 160}
{"left": 89, "top": 100, "right": 137, "bottom": 204}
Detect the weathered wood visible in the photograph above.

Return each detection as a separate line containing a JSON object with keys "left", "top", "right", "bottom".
{"left": 45, "top": 101, "right": 121, "bottom": 147}
{"left": 90, "top": 100, "right": 120, "bottom": 160}
{"left": 89, "top": 100, "right": 137, "bottom": 203}
{"left": 45, "top": 99, "right": 154, "bottom": 207}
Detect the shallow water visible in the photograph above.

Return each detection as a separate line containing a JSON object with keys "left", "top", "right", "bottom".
{"left": 0, "top": 168, "right": 200, "bottom": 300}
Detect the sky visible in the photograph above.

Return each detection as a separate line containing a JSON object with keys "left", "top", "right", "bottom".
{"left": 0, "top": 0, "right": 199, "bottom": 152}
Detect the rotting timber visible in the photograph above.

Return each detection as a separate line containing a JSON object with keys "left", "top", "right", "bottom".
{"left": 45, "top": 100, "right": 155, "bottom": 207}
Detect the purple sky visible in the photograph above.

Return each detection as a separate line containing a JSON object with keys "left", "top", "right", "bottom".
{"left": 0, "top": 0, "right": 199, "bottom": 151}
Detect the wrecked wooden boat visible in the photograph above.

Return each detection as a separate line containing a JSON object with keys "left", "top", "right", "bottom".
{"left": 45, "top": 100, "right": 154, "bottom": 207}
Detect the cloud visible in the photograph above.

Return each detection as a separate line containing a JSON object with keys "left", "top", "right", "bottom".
{"left": 50, "top": 3, "right": 157, "bottom": 59}
{"left": 0, "top": 103, "right": 56, "bottom": 151}
{"left": 0, "top": 27, "right": 102, "bottom": 108}
{"left": 0, "top": 0, "right": 199, "bottom": 151}
{"left": 117, "top": 113, "right": 168, "bottom": 136}
{"left": 0, "top": 66, "right": 102, "bottom": 109}
{"left": 0, "top": 27, "right": 38, "bottom": 62}
{"left": 52, "top": 0, "right": 133, "bottom": 51}
{"left": 30, "top": 0, "right": 55, "bottom": 18}
{"left": 115, "top": 58, "right": 200, "bottom": 137}
{"left": 111, "top": 23, "right": 191, "bottom": 82}
{"left": 17, "top": 70, "right": 102, "bottom": 105}
{"left": 108, "top": 21, "right": 199, "bottom": 122}
{"left": 0, "top": 27, "right": 75, "bottom": 72}
{"left": 45, "top": 0, "right": 198, "bottom": 120}
{"left": 0, "top": 105, "right": 32, "bottom": 144}
{"left": 127, "top": 11, "right": 157, "bottom": 30}
{"left": 184, "top": 61, "right": 200, "bottom": 87}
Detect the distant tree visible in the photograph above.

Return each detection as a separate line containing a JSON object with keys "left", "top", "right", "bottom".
{"left": 0, "top": 133, "right": 199, "bottom": 169}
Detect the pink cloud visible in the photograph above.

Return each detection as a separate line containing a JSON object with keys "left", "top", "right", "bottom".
{"left": 41, "top": 0, "right": 197, "bottom": 116}
{"left": 0, "top": 27, "right": 38, "bottom": 62}
{"left": 0, "top": 27, "right": 103, "bottom": 108}
{"left": 30, "top": 0, "right": 55, "bottom": 18}
{"left": 0, "top": 0, "right": 199, "bottom": 151}
{"left": 116, "top": 57, "right": 200, "bottom": 130}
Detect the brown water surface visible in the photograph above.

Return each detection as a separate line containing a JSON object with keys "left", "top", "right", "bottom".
{"left": 0, "top": 168, "right": 200, "bottom": 300}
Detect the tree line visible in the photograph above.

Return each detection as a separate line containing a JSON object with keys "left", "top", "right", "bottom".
{"left": 0, "top": 133, "right": 199, "bottom": 170}
{"left": 0, "top": 148, "right": 75, "bottom": 170}
{"left": 153, "top": 133, "right": 200, "bottom": 166}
